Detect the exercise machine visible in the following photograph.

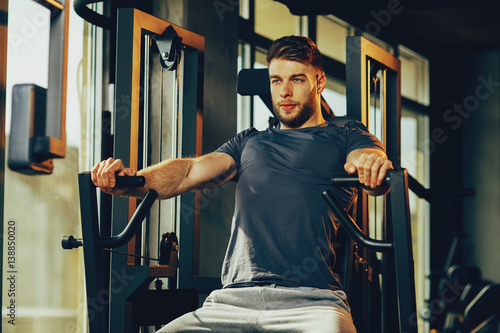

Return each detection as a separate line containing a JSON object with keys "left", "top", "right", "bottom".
{"left": 322, "top": 170, "right": 417, "bottom": 333}
{"left": 63, "top": 173, "right": 197, "bottom": 332}
{"left": 63, "top": 7, "right": 208, "bottom": 333}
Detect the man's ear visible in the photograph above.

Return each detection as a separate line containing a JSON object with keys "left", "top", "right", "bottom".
{"left": 317, "top": 73, "right": 326, "bottom": 94}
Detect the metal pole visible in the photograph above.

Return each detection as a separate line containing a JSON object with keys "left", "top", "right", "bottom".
{"left": 389, "top": 170, "right": 418, "bottom": 333}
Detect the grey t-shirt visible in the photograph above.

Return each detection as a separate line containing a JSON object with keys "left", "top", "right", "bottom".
{"left": 216, "top": 120, "right": 384, "bottom": 290}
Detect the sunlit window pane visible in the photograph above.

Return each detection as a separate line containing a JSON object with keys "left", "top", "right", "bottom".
{"left": 399, "top": 45, "right": 430, "bottom": 105}
{"left": 255, "top": 0, "right": 299, "bottom": 41}
{"left": 316, "top": 16, "right": 349, "bottom": 63}
{"left": 323, "top": 75, "right": 346, "bottom": 117}
{"left": 401, "top": 108, "right": 430, "bottom": 333}
{"left": 239, "top": 0, "right": 250, "bottom": 19}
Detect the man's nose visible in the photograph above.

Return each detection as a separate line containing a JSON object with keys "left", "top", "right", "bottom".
{"left": 280, "top": 81, "right": 292, "bottom": 98}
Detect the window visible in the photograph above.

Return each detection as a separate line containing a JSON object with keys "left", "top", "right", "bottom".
{"left": 323, "top": 75, "right": 347, "bottom": 117}
{"left": 255, "top": 0, "right": 304, "bottom": 40}
{"left": 401, "top": 107, "right": 430, "bottom": 332}
{"left": 239, "top": 0, "right": 250, "bottom": 20}
{"left": 399, "top": 45, "right": 430, "bottom": 105}
{"left": 397, "top": 51, "right": 431, "bottom": 332}
{"left": 316, "top": 15, "right": 351, "bottom": 63}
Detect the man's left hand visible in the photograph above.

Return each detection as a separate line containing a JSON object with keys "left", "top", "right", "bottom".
{"left": 344, "top": 149, "right": 393, "bottom": 189}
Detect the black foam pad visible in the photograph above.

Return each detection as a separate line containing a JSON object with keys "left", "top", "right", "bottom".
{"left": 237, "top": 68, "right": 271, "bottom": 96}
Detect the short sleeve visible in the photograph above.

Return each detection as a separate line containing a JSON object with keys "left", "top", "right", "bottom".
{"left": 215, "top": 127, "right": 258, "bottom": 181}
{"left": 344, "top": 121, "right": 384, "bottom": 156}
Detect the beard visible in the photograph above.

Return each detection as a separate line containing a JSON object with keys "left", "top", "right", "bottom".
{"left": 272, "top": 88, "right": 318, "bottom": 128}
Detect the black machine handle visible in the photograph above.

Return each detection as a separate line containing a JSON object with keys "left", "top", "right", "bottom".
{"left": 96, "top": 188, "right": 158, "bottom": 248}
{"left": 69, "top": 174, "right": 145, "bottom": 188}
{"left": 331, "top": 175, "right": 390, "bottom": 187}
{"left": 321, "top": 188, "right": 393, "bottom": 253}
{"left": 115, "top": 175, "right": 146, "bottom": 188}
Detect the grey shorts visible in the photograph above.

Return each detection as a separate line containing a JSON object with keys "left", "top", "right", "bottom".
{"left": 156, "top": 285, "right": 357, "bottom": 332}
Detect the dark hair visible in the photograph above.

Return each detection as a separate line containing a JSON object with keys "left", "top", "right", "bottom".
{"left": 266, "top": 35, "right": 323, "bottom": 72}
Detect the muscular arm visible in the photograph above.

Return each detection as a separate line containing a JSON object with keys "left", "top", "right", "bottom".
{"left": 91, "top": 152, "right": 236, "bottom": 200}
{"left": 344, "top": 148, "right": 393, "bottom": 196}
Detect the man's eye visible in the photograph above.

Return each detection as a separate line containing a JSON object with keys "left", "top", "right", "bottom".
{"left": 271, "top": 79, "right": 280, "bottom": 84}
{"left": 293, "top": 78, "right": 303, "bottom": 82}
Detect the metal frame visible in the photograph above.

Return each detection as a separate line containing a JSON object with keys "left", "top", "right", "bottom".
{"left": 110, "top": 8, "right": 206, "bottom": 332}
{"left": 346, "top": 36, "right": 401, "bottom": 167}
{"left": 176, "top": 47, "right": 225, "bottom": 294}
{"left": 71, "top": 173, "right": 159, "bottom": 333}
{"left": 346, "top": 35, "right": 403, "bottom": 333}
{"left": 40, "top": 0, "right": 68, "bottom": 156}
{"left": 388, "top": 170, "right": 418, "bottom": 333}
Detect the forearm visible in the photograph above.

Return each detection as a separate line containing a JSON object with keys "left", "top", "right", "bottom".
{"left": 123, "top": 153, "right": 236, "bottom": 200}
{"left": 123, "top": 158, "right": 194, "bottom": 200}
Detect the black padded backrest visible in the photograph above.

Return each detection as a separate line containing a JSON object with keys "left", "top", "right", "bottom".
{"left": 237, "top": 68, "right": 271, "bottom": 96}
{"left": 237, "top": 68, "right": 274, "bottom": 114}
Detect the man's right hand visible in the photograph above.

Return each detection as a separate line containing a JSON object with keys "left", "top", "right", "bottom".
{"left": 91, "top": 158, "right": 137, "bottom": 196}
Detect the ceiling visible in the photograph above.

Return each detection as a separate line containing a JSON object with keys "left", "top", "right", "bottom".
{"left": 276, "top": 0, "right": 500, "bottom": 56}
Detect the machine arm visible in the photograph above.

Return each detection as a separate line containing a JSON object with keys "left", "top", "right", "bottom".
{"left": 61, "top": 172, "right": 156, "bottom": 249}
{"left": 321, "top": 188, "right": 393, "bottom": 253}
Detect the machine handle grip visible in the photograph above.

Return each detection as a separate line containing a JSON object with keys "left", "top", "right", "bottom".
{"left": 115, "top": 175, "right": 145, "bottom": 187}
{"left": 331, "top": 175, "right": 390, "bottom": 187}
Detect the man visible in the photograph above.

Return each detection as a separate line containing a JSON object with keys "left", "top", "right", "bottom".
{"left": 92, "top": 36, "right": 392, "bottom": 332}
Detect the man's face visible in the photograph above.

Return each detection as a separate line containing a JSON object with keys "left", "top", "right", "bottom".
{"left": 268, "top": 59, "right": 323, "bottom": 129}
